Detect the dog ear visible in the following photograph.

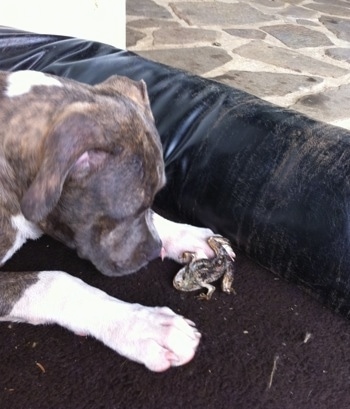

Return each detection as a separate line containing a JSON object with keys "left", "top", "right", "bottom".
{"left": 20, "top": 111, "right": 110, "bottom": 222}
{"left": 94, "top": 76, "right": 153, "bottom": 119}
{"left": 133, "top": 79, "right": 151, "bottom": 108}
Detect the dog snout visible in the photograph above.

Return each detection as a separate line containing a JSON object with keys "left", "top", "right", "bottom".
{"left": 145, "top": 210, "right": 163, "bottom": 260}
{"left": 147, "top": 238, "right": 163, "bottom": 262}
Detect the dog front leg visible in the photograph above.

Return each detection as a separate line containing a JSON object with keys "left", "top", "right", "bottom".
{"left": 0, "top": 271, "right": 201, "bottom": 371}
{"left": 151, "top": 211, "right": 216, "bottom": 262}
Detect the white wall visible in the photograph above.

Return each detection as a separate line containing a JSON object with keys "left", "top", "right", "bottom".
{"left": 0, "top": 0, "right": 125, "bottom": 49}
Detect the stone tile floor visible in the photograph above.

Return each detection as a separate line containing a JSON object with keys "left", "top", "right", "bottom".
{"left": 127, "top": 0, "right": 350, "bottom": 129}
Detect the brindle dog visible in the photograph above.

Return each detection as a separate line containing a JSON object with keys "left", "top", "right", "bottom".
{"left": 0, "top": 71, "right": 215, "bottom": 372}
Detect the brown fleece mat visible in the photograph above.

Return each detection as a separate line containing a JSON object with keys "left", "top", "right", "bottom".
{"left": 1, "top": 234, "right": 350, "bottom": 409}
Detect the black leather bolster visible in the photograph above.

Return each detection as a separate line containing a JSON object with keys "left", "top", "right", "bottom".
{"left": 1, "top": 28, "right": 350, "bottom": 316}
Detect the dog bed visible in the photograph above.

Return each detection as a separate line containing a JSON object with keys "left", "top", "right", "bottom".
{"left": 1, "top": 28, "right": 350, "bottom": 409}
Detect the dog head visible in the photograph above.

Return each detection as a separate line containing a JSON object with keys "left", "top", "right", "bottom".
{"left": 20, "top": 75, "right": 165, "bottom": 276}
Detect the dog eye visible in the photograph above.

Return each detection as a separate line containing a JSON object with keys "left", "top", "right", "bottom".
{"left": 130, "top": 156, "right": 144, "bottom": 176}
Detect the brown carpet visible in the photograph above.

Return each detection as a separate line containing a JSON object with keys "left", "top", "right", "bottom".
{"left": 1, "top": 233, "right": 350, "bottom": 409}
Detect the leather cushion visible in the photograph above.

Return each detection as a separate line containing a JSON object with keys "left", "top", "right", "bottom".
{"left": 1, "top": 28, "right": 350, "bottom": 316}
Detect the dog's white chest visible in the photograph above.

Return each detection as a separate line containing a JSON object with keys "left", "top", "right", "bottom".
{"left": 1, "top": 214, "right": 43, "bottom": 265}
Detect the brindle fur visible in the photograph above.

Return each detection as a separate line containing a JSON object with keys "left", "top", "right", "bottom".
{"left": 0, "top": 272, "right": 39, "bottom": 316}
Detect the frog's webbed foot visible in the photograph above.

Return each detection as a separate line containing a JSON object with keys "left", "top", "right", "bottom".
{"left": 222, "top": 282, "right": 236, "bottom": 295}
{"left": 179, "top": 251, "right": 197, "bottom": 264}
{"left": 196, "top": 283, "right": 216, "bottom": 301}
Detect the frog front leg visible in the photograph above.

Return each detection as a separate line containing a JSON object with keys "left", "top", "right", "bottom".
{"left": 179, "top": 251, "right": 197, "bottom": 264}
{"left": 197, "top": 282, "right": 216, "bottom": 300}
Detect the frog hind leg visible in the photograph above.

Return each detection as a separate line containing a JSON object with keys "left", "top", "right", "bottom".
{"left": 196, "top": 283, "right": 216, "bottom": 300}
{"left": 221, "top": 267, "right": 236, "bottom": 295}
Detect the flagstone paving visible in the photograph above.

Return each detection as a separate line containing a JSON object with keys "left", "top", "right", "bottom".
{"left": 127, "top": 0, "right": 350, "bottom": 129}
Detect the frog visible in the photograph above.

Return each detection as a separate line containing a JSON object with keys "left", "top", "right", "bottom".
{"left": 173, "top": 235, "right": 236, "bottom": 300}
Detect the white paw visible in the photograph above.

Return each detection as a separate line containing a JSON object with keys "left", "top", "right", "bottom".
{"left": 96, "top": 302, "right": 201, "bottom": 372}
{"left": 152, "top": 212, "right": 215, "bottom": 262}
{"left": 162, "top": 224, "right": 215, "bottom": 261}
